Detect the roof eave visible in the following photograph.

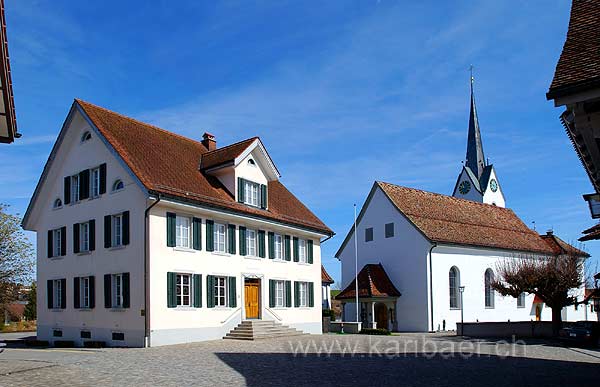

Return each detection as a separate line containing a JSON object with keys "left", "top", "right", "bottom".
{"left": 547, "top": 77, "right": 600, "bottom": 101}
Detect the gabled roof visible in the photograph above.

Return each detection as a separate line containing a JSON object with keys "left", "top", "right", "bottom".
{"left": 321, "top": 265, "right": 334, "bottom": 285}
{"left": 547, "top": 0, "right": 600, "bottom": 100}
{"left": 540, "top": 232, "right": 589, "bottom": 257}
{"left": 199, "top": 137, "right": 258, "bottom": 170}
{"left": 24, "top": 99, "right": 332, "bottom": 235}
{"left": 335, "top": 264, "right": 401, "bottom": 300}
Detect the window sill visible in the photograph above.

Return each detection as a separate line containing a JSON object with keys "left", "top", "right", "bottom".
{"left": 173, "top": 247, "right": 196, "bottom": 253}
{"left": 52, "top": 206, "right": 63, "bottom": 211}
{"left": 517, "top": 306, "right": 525, "bottom": 309}
{"left": 77, "top": 251, "right": 91, "bottom": 256}
{"left": 49, "top": 256, "right": 64, "bottom": 261}
{"left": 173, "top": 307, "right": 199, "bottom": 311}
{"left": 485, "top": 306, "right": 495, "bottom": 309}
{"left": 244, "top": 255, "right": 263, "bottom": 260}
{"left": 297, "top": 262, "right": 311, "bottom": 266}
{"left": 211, "top": 251, "right": 231, "bottom": 257}
{"left": 77, "top": 308, "right": 93, "bottom": 311}
{"left": 50, "top": 309, "right": 64, "bottom": 312}
{"left": 449, "top": 307, "right": 461, "bottom": 311}
{"left": 109, "top": 245, "right": 126, "bottom": 251}
{"left": 273, "top": 259, "right": 288, "bottom": 263}
{"left": 109, "top": 307, "right": 127, "bottom": 312}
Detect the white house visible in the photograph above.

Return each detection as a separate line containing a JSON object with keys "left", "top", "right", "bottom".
{"left": 335, "top": 83, "right": 593, "bottom": 331}
{"left": 22, "top": 99, "right": 333, "bottom": 347}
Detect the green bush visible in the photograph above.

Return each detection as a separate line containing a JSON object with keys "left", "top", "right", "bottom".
{"left": 322, "top": 309, "right": 336, "bottom": 321}
{"left": 359, "top": 328, "right": 390, "bottom": 335}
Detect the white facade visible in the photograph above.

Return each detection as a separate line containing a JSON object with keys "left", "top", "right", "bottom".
{"left": 338, "top": 184, "right": 592, "bottom": 332}
{"left": 24, "top": 105, "right": 329, "bottom": 347}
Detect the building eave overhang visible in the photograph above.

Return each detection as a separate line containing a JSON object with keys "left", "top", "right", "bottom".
{"left": 547, "top": 77, "right": 600, "bottom": 101}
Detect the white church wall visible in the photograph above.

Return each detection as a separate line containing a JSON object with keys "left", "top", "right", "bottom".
{"left": 431, "top": 245, "right": 590, "bottom": 331}
{"left": 338, "top": 186, "right": 431, "bottom": 331}
{"left": 482, "top": 167, "right": 505, "bottom": 207}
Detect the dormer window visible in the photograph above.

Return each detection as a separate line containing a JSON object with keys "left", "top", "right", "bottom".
{"left": 244, "top": 180, "right": 260, "bottom": 207}
{"left": 237, "top": 178, "right": 267, "bottom": 209}
{"left": 81, "top": 131, "right": 92, "bottom": 143}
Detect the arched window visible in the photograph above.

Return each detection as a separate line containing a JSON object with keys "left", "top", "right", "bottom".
{"left": 81, "top": 131, "right": 92, "bottom": 142}
{"left": 53, "top": 198, "right": 62, "bottom": 209}
{"left": 484, "top": 269, "right": 495, "bottom": 308}
{"left": 112, "top": 179, "right": 124, "bottom": 192}
{"left": 449, "top": 266, "right": 460, "bottom": 309}
{"left": 247, "top": 159, "right": 256, "bottom": 166}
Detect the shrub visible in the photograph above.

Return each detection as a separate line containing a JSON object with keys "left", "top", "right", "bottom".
{"left": 359, "top": 328, "right": 390, "bottom": 335}
{"left": 322, "top": 309, "right": 336, "bottom": 321}
{"left": 83, "top": 341, "right": 106, "bottom": 348}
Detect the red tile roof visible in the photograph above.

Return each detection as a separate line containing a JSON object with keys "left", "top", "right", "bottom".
{"left": 580, "top": 223, "right": 600, "bottom": 241}
{"left": 321, "top": 265, "right": 334, "bottom": 285}
{"left": 336, "top": 264, "right": 401, "bottom": 300}
{"left": 540, "top": 232, "right": 589, "bottom": 257}
{"left": 377, "top": 182, "right": 556, "bottom": 254}
{"left": 76, "top": 100, "right": 332, "bottom": 235}
{"left": 199, "top": 137, "right": 258, "bottom": 170}
{"left": 547, "top": 0, "right": 600, "bottom": 99}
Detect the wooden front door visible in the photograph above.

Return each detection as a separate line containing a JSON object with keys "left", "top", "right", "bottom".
{"left": 245, "top": 280, "right": 260, "bottom": 319}
{"left": 375, "top": 303, "right": 388, "bottom": 330}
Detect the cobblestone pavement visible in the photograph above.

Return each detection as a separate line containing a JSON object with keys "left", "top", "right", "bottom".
{"left": 0, "top": 333, "right": 599, "bottom": 387}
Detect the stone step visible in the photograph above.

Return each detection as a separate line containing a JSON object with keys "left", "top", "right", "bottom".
{"left": 224, "top": 320, "right": 306, "bottom": 340}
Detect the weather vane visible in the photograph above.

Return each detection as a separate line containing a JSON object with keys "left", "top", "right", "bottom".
{"left": 469, "top": 64, "right": 474, "bottom": 85}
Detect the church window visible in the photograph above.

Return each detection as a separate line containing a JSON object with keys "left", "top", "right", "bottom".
{"left": 517, "top": 293, "right": 526, "bottom": 308}
{"left": 385, "top": 223, "right": 394, "bottom": 238}
{"left": 449, "top": 266, "right": 460, "bottom": 309}
{"left": 365, "top": 227, "right": 373, "bottom": 242}
{"left": 484, "top": 269, "right": 495, "bottom": 308}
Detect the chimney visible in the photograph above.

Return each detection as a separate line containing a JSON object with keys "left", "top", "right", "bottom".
{"left": 546, "top": 229, "right": 553, "bottom": 236}
{"left": 202, "top": 132, "right": 216, "bottom": 151}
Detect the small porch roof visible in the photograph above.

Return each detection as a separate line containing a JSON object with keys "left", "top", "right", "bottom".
{"left": 335, "top": 263, "right": 401, "bottom": 300}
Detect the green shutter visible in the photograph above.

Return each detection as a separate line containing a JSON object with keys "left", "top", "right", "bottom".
{"left": 228, "top": 224, "right": 236, "bottom": 254}
{"left": 293, "top": 237, "right": 299, "bottom": 262}
{"left": 309, "top": 282, "right": 314, "bottom": 307}
{"left": 268, "top": 232, "right": 274, "bottom": 259}
{"left": 307, "top": 240, "right": 314, "bottom": 264}
{"left": 192, "top": 218, "right": 202, "bottom": 250}
{"left": 294, "top": 282, "right": 300, "bottom": 307}
{"left": 284, "top": 235, "right": 291, "bottom": 261}
{"left": 285, "top": 281, "right": 292, "bottom": 307}
{"left": 269, "top": 280, "right": 275, "bottom": 308}
{"left": 237, "top": 178, "right": 245, "bottom": 203}
{"left": 239, "top": 227, "right": 247, "bottom": 256}
{"left": 207, "top": 275, "right": 215, "bottom": 308}
{"left": 206, "top": 220, "right": 214, "bottom": 252}
{"left": 228, "top": 276, "right": 237, "bottom": 307}
{"left": 258, "top": 230, "right": 266, "bottom": 258}
{"left": 166, "top": 212, "right": 176, "bottom": 247}
{"left": 260, "top": 184, "right": 267, "bottom": 209}
{"left": 167, "top": 272, "right": 176, "bottom": 308}
{"left": 193, "top": 274, "right": 202, "bottom": 308}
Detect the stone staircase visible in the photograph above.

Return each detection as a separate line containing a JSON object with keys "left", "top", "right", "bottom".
{"left": 224, "top": 320, "right": 306, "bottom": 340}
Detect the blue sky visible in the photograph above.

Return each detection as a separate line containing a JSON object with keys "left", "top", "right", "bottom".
{"left": 2, "top": 0, "right": 598, "bottom": 285}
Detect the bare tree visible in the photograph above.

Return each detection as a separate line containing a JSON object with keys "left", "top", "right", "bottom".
{"left": 492, "top": 253, "right": 585, "bottom": 336}
{"left": 0, "top": 204, "right": 34, "bottom": 310}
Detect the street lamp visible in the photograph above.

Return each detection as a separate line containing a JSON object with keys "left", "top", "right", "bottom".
{"left": 459, "top": 286, "right": 465, "bottom": 324}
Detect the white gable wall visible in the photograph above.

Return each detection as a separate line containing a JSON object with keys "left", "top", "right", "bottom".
{"left": 452, "top": 168, "right": 483, "bottom": 203}
{"left": 482, "top": 167, "right": 505, "bottom": 207}
{"left": 338, "top": 186, "right": 432, "bottom": 331}
{"left": 32, "top": 110, "right": 148, "bottom": 347}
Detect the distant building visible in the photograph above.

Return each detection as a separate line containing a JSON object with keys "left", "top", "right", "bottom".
{"left": 321, "top": 265, "right": 334, "bottom": 309}
{"left": 22, "top": 100, "right": 333, "bottom": 347}
{"left": 547, "top": 0, "right": 600, "bottom": 237}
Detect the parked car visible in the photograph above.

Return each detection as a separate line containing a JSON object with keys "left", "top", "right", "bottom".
{"left": 558, "top": 321, "right": 600, "bottom": 347}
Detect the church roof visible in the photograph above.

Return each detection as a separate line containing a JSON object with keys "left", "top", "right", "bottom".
{"left": 335, "top": 264, "right": 401, "bottom": 300}
{"left": 465, "top": 81, "right": 486, "bottom": 179}
{"left": 547, "top": 0, "right": 600, "bottom": 100}
{"left": 376, "top": 182, "right": 555, "bottom": 254}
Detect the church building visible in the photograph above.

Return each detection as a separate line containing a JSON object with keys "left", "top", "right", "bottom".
{"left": 335, "top": 81, "right": 593, "bottom": 331}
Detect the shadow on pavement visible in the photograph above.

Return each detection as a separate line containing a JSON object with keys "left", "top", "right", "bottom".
{"left": 216, "top": 351, "right": 600, "bottom": 387}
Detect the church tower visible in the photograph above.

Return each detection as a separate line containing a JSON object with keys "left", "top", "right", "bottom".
{"left": 452, "top": 72, "right": 506, "bottom": 207}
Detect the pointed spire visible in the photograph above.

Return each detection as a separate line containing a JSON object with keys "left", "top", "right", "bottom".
{"left": 465, "top": 66, "right": 486, "bottom": 179}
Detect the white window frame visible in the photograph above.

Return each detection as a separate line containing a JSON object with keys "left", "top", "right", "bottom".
{"left": 175, "top": 215, "right": 192, "bottom": 249}
{"left": 112, "top": 214, "right": 123, "bottom": 247}
{"left": 91, "top": 167, "right": 100, "bottom": 198}
{"left": 275, "top": 280, "right": 285, "bottom": 307}
{"left": 214, "top": 223, "right": 226, "bottom": 253}
{"left": 274, "top": 233, "right": 283, "bottom": 260}
{"left": 246, "top": 229, "right": 257, "bottom": 257}
{"left": 80, "top": 277, "right": 90, "bottom": 308}
{"left": 298, "top": 239, "right": 307, "bottom": 263}
{"left": 112, "top": 179, "right": 124, "bottom": 192}
{"left": 244, "top": 180, "right": 260, "bottom": 207}
{"left": 214, "top": 276, "right": 228, "bottom": 307}
{"left": 53, "top": 198, "right": 62, "bottom": 209}
{"left": 113, "top": 274, "right": 123, "bottom": 308}
{"left": 80, "top": 222, "right": 90, "bottom": 252}
{"left": 52, "top": 228, "right": 62, "bottom": 257}
{"left": 53, "top": 279, "right": 62, "bottom": 309}
{"left": 71, "top": 174, "right": 80, "bottom": 203}
{"left": 176, "top": 273, "right": 192, "bottom": 307}
{"left": 298, "top": 282, "right": 308, "bottom": 307}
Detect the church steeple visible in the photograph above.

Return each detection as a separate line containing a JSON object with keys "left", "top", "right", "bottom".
{"left": 465, "top": 69, "right": 486, "bottom": 179}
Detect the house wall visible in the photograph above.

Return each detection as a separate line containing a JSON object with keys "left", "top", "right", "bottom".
{"left": 431, "top": 245, "right": 589, "bottom": 331}
{"left": 338, "top": 186, "right": 432, "bottom": 331}
{"left": 33, "top": 110, "right": 147, "bottom": 347}
{"left": 148, "top": 201, "right": 324, "bottom": 346}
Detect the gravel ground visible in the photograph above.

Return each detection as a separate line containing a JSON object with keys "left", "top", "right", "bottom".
{"left": 0, "top": 333, "right": 598, "bottom": 387}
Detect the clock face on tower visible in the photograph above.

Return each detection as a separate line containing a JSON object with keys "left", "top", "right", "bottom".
{"left": 458, "top": 180, "right": 471, "bottom": 195}
{"left": 490, "top": 179, "right": 498, "bottom": 192}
